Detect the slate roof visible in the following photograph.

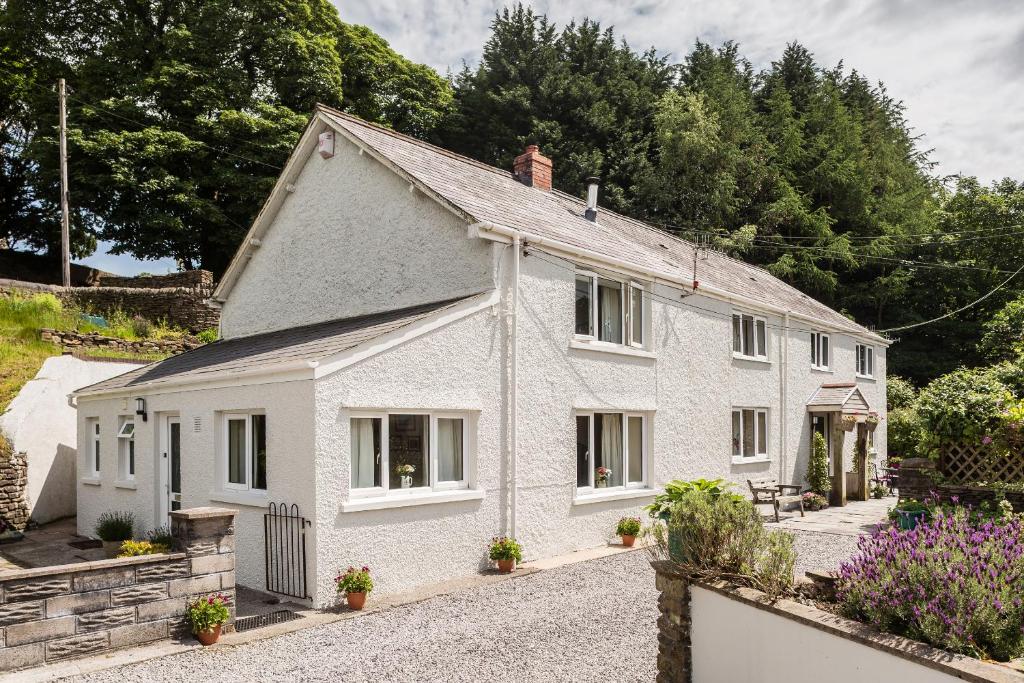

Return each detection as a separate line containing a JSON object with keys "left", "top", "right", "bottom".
{"left": 319, "top": 106, "right": 883, "bottom": 342}
{"left": 73, "top": 295, "right": 478, "bottom": 395}
{"left": 806, "top": 383, "right": 872, "bottom": 412}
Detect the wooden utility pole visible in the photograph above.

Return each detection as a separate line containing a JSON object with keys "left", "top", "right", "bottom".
{"left": 58, "top": 78, "right": 70, "bottom": 288}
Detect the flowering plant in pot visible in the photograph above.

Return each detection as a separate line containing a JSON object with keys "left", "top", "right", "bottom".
{"left": 888, "top": 498, "right": 930, "bottom": 530}
{"left": 336, "top": 566, "right": 373, "bottom": 610}
{"left": 801, "top": 491, "right": 829, "bottom": 511}
{"left": 488, "top": 536, "right": 522, "bottom": 573}
{"left": 185, "top": 593, "right": 231, "bottom": 646}
{"left": 595, "top": 466, "right": 611, "bottom": 488}
{"left": 615, "top": 517, "right": 641, "bottom": 547}
{"left": 395, "top": 464, "right": 415, "bottom": 489}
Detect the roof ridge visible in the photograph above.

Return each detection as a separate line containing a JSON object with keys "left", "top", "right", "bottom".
{"left": 316, "top": 104, "right": 518, "bottom": 181}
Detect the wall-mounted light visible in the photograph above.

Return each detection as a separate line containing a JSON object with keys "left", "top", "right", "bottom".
{"left": 135, "top": 397, "right": 148, "bottom": 422}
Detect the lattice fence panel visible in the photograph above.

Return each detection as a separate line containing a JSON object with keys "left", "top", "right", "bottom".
{"left": 941, "top": 442, "right": 1024, "bottom": 484}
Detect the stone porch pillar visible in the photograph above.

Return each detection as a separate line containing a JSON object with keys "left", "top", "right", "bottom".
{"left": 831, "top": 426, "right": 846, "bottom": 507}
{"left": 170, "top": 506, "right": 238, "bottom": 629}
{"left": 652, "top": 561, "right": 692, "bottom": 683}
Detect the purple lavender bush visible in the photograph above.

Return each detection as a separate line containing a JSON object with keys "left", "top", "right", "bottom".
{"left": 837, "top": 507, "right": 1024, "bottom": 661}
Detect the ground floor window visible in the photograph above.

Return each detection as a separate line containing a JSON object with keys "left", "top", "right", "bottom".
{"left": 223, "top": 412, "right": 267, "bottom": 491}
{"left": 87, "top": 417, "right": 100, "bottom": 477}
{"left": 117, "top": 418, "right": 135, "bottom": 480}
{"left": 350, "top": 412, "right": 469, "bottom": 495}
{"left": 576, "top": 411, "right": 647, "bottom": 491}
{"left": 732, "top": 408, "right": 768, "bottom": 460}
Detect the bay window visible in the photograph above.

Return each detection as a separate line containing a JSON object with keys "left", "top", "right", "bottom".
{"left": 350, "top": 412, "right": 469, "bottom": 495}
{"left": 811, "top": 332, "right": 830, "bottom": 370}
{"left": 732, "top": 408, "right": 768, "bottom": 461}
{"left": 732, "top": 312, "right": 767, "bottom": 360}
{"left": 223, "top": 412, "right": 267, "bottom": 492}
{"left": 117, "top": 418, "right": 135, "bottom": 481}
{"left": 576, "top": 411, "right": 647, "bottom": 492}
{"left": 856, "top": 344, "right": 874, "bottom": 378}
{"left": 574, "top": 271, "right": 646, "bottom": 347}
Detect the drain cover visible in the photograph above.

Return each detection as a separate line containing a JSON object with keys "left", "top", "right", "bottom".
{"left": 234, "top": 610, "right": 303, "bottom": 633}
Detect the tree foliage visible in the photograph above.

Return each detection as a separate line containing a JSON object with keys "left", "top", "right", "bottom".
{"left": 979, "top": 293, "right": 1024, "bottom": 364}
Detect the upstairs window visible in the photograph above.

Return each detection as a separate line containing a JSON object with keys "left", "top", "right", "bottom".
{"left": 732, "top": 312, "right": 767, "bottom": 360}
{"left": 575, "top": 272, "right": 645, "bottom": 347}
{"left": 732, "top": 408, "right": 768, "bottom": 461}
{"left": 811, "top": 332, "right": 830, "bottom": 370}
{"left": 223, "top": 412, "right": 267, "bottom": 492}
{"left": 117, "top": 419, "right": 135, "bottom": 480}
{"left": 87, "top": 418, "right": 100, "bottom": 477}
{"left": 856, "top": 344, "right": 875, "bottom": 378}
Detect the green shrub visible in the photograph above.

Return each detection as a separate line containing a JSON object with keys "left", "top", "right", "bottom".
{"left": 117, "top": 540, "right": 169, "bottom": 557}
{"left": 146, "top": 525, "right": 173, "bottom": 547}
{"left": 978, "top": 294, "right": 1024, "bottom": 363}
{"left": 130, "top": 315, "right": 153, "bottom": 338}
{"left": 196, "top": 327, "right": 219, "bottom": 343}
{"left": 887, "top": 406, "right": 924, "bottom": 459}
{"left": 805, "top": 432, "right": 830, "bottom": 495}
{"left": 886, "top": 375, "right": 918, "bottom": 411}
{"left": 916, "top": 367, "right": 1009, "bottom": 452}
{"left": 644, "top": 478, "right": 744, "bottom": 519}
{"left": 659, "top": 490, "right": 795, "bottom": 598}
{"left": 95, "top": 510, "right": 134, "bottom": 542}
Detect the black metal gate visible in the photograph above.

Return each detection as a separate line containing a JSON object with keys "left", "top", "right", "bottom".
{"left": 264, "top": 502, "right": 310, "bottom": 599}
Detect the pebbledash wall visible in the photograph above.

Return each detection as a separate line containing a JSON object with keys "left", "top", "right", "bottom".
{"left": 651, "top": 562, "right": 1023, "bottom": 683}
{"left": 0, "top": 270, "right": 219, "bottom": 333}
{"left": 0, "top": 507, "right": 235, "bottom": 674}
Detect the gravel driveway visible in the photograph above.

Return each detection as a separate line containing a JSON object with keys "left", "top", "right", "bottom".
{"left": 74, "top": 550, "right": 660, "bottom": 683}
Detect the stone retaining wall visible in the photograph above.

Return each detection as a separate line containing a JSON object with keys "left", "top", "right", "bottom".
{"left": 40, "top": 329, "right": 202, "bottom": 357}
{"left": 0, "top": 507, "right": 236, "bottom": 673}
{"left": 0, "top": 278, "right": 219, "bottom": 333}
{"left": 96, "top": 271, "right": 213, "bottom": 292}
{"left": 898, "top": 458, "right": 1024, "bottom": 511}
{"left": 0, "top": 445, "right": 29, "bottom": 531}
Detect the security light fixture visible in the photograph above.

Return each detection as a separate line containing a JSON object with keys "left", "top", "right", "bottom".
{"left": 135, "top": 397, "right": 147, "bottom": 422}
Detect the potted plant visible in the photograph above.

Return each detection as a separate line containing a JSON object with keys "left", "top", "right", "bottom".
{"left": 185, "top": 593, "right": 231, "bottom": 646}
{"left": 801, "top": 491, "right": 829, "bottom": 511}
{"left": 595, "top": 466, "right": 611, "bottom": 488}
{"left": 488, "top": 536, "right": 522, "bottom": 573}
{"left": 890, "top": 498, "right": 929, "bottom": 530}
{"left": 395, "top": 464, "right": 415, "bottom": 489}
{"left": 95, "top": 510, "right": 135, "bottom": 558}
{"left": 615, "top": 517, "right": 641, "bottom": 547}
{"left": 335, "top": 566, "right": 373, "bottom": 610}
{"left": 870, "top": 483, "right": 887, "bottom": 499}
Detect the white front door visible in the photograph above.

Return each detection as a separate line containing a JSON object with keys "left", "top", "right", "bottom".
{"left": 158, "top": 416, "right": 182, "bottom": 523}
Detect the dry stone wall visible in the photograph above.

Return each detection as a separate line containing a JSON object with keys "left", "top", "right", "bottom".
{"left": 0, "top": 507, "right": 236, "bottom": 673}
{"left": 0, "top": 446, "right": 29, "bottom": 531}
{"left": 39, "top": 329, "right": 202, "bottom": 357}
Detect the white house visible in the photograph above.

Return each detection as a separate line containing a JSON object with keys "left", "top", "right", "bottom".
{"left": 71, "top": 106, "right": 888, "bottom": 608}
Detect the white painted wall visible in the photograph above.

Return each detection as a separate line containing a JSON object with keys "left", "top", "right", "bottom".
{"left": 690, "top": 586, "right": 963, "bottom": 682}
{"left": 0, "top": 356, "right": 143, "bottom": 524}
{"left": 219, "top": 128, "right": 495, "bottom": 339}
{"left": 75, "top": 378, "right": 316, "bottom": 594}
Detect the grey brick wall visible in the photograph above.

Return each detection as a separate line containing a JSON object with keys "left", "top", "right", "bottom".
{"left": 0, "top": 507, "right": 236, "bottom": 673}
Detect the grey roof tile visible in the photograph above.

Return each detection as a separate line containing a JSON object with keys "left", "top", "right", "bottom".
{"left": 321, "top": 107, "right": 879, "bottom": 340}
{"left": 74, "top": 295, "right": 479, "bottom": 395}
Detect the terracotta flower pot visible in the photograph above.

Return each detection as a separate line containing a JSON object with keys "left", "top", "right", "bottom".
{"left": 347, "top": 591, "right": 367, "bottom": 610}
{"left": 496, "top": 559, "right": 515, "bottom": 573}
{"left": 102, "top": 541, "right": 122, "bottom": 559}
{"left": 621, "top": 534, "right": 636, "bottom": 547}
{"left": 194, "top": 624, "right": 221, "bottom": 646}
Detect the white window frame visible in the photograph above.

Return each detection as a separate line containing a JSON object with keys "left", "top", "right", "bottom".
{"left": 574, "top": 270, "right": 646, "bottom": 349}
{"left": 220, "top": 411, "right": 267, "bottom": 493}
{"left": 117, "top": 418, "right": 135, "bottom": 481}
{"left": 732, "top": 311, "right": 768, "bottom": 360}
{"left": 575, "top": 411, "right": 649, "bottom": 496}
{"left": 628, "top": 282, "right": 645, "bottom": 348}
{"left": 856, "top": 344, "right": 875, "bottom": 378}
{"left": 349, "top": 410, "right": 471, "bottom": 498}
{"left": 87, "top": 418, "right": 101, "bottom": 478}
{"left": 731, "top": 407, "right": 769, "bottom": 463}
{"left": 810, "top": 332, "right": 831, "bottom": 371}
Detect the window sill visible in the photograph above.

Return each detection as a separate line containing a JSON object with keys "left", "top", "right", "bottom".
{"left": 732, "top": 353, "right": 770, "bottom": 365}
{"left": 209, "top": 489, "right": 269, "bottom": 508}
{"left": 341, "top": 489, "right": 484, "bottom": 513}
{"left": 81, "top": 477, "right": 102, "bottom": 487}
{"left": 114, "top": 480, "right": 137, "bottom": 490}
{"left": 811, "top": 366, "right": 834, "bottom": 373}
{"left": 569, "top": 339, "right": 655, "bottom": 359}
{"left": 731, "top": 456, "right": 771, "bottom": 465}
{"left": 856, "top": 374, "right": 876, "bottom": 381}
{"left": 572, "top": 487, "right": 660, "bottom": 506}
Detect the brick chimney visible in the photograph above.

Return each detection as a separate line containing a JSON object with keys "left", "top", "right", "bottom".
{"left": 513, "top": 145, "right": 552, "bottom": 191}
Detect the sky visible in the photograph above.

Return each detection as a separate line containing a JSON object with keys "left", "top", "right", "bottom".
{"left": 84, "top": 0, "right": 1023, "bottom": 276}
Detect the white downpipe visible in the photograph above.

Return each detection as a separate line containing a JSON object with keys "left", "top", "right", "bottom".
{"left": 510, "top": 235, "right": 521, "bottom": 539}
{"left": 469, "top": 221, "right": 889, "bottom": 346}
{"left": 780, "top": 311, "right": 790, "bottom": 483}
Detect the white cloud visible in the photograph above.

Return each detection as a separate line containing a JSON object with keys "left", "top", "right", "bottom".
{"left": 335, "top": 0, "right": 1024, "bottom": 182}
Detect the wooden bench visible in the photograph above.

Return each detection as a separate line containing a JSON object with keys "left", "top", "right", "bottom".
{"left": 747, "top": 478, "right": 804, "bottom": 522}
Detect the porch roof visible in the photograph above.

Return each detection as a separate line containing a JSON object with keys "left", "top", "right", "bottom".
{"left": 71, "top": 294, "right": 481, "bottom": 397}
{"left": 806, "top": 382, "right": 872, "bottom": 414}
